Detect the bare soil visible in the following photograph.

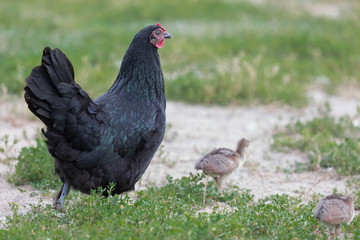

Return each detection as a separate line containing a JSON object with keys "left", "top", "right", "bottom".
{"left": 1, "top": 90, "right": 359, "bottom": 227}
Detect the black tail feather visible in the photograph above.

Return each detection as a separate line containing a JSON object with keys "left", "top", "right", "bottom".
{"left": 24, "top": 47, "right": 77, "bottom": 131}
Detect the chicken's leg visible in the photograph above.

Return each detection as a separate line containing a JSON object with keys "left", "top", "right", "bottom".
{"left": 54, "top": 182, "right": 70, "bottom": 210}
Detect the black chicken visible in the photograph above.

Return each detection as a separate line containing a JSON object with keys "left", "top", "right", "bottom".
{"left": 24, "top": 23, "right": 172, "bottom": 209}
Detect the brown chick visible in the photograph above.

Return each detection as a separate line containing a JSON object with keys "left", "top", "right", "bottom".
{"left": 195, "top": 138, "right": 250, "bottom": 204}
{"left": 313, "top": 194, "right": 355, "bottom": 238}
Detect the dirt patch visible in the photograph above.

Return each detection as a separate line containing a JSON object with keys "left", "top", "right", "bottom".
{"left": 241, "top": 0, "right": 355, "bottom": 19}
{"left": 306, "top": 3, "right": 342, "bottom": 18}
{"left": 0, "top": 91, "right": 359, "bottom": 227}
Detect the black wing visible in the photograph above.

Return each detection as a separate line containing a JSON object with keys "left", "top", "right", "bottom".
{"left": 76, "top": 96, "right": 164, "bottom": 168}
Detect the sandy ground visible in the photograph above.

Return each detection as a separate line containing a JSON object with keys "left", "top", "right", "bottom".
{"left": 1, "top": 89, "right": 359, "bottom": 228}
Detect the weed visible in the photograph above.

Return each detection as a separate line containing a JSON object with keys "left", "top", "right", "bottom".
{"left": 7, "top": 138, "right": 60, "bottom": 190}
{"left": 0, "top": 135, "right": 19, "bottom": 163}
{"left": 153, "top": 144, "right": 177, "bottom": 168}
{"left": 272, "top": 106, "right": 360, "bottom": 175}
{"left": 164, "top": 123, "right": 178, "bottom": 143}
{"left": 166, "top": 53, "right": 308, "bottom": 106}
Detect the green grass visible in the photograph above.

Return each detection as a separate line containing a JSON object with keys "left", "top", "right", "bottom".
{"left": 2, "top": 174, "right": 359, "bottom": 239}
{"left": 1, "top": 0, "right": 360, "bottom": 106}
{"left": 272, "top": 105, "right": 360, "bottom": 175}
{"left": 7, "top": 138, "right": 60, "bottom": 190}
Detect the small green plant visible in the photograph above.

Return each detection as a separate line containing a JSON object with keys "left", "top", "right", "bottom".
{"left": 164, "top": 123, "right": 178, "bottom": 143}
{"left": 7, "top": 137, "right": 60, "bottom": 190}
{"left": 153, "top": 144, "right": 177, "bottom": 168}
{"left": 0, "top": 135, "right": 20, "bottom": 163}
{"left": 272, "top": 106, "right": 360, "bottom": 175}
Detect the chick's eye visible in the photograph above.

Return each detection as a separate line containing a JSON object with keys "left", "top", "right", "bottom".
{"left": 156, "top": 30, "right": 161, "bottom": 35}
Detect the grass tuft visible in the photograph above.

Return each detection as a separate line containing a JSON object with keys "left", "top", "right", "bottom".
{"left": 272, "top": 105, "right": 360, "bottom": 175}
{"left": 7, "top": 138, "right": 60, "bottom": 190}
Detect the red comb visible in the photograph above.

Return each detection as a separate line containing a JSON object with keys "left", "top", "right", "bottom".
{"left": 157, "top": 22, "right": 166, "bottom": 32}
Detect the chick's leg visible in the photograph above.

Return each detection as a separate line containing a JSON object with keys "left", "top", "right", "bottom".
{"left": 203, "top": 175, "right": 209, "bottom": 205}
{"left": 215, "top": 175, "right": 226, "bottom": 193}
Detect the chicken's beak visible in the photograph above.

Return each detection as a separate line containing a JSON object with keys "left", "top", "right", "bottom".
{"left": 164, "top": 32, "right": 172, "bottom": 39}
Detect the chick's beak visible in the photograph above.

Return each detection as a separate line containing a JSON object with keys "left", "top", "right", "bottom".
{"left": 164, "top": 32, "right": 172, "bottom": 39}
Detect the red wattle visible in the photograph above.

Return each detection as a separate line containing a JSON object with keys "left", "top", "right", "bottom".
{"left": 156, "top": 39, "right": 164, "bottom": 48}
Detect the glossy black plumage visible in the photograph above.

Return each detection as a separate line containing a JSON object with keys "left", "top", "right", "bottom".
{"left": 24, "top": 24, "right": 169, "bottom": 208}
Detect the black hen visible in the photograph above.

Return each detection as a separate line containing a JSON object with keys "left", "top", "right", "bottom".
{"left": 24, "top": 23, "right": 172, "bottom": 209}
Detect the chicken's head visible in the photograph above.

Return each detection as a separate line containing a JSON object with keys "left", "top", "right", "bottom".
{"left": 150, "top": 23, "right": 172, "bottom": 48}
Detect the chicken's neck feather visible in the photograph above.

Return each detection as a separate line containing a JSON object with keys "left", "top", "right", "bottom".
{"left": 108, "top": 39, "right": 165, "bottom": 107}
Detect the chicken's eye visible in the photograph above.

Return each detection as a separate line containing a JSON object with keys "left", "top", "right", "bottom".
{"left": 156, "top": 30, "right": 161, "bottom": 36}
